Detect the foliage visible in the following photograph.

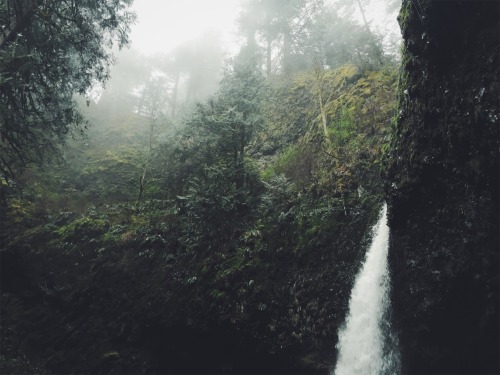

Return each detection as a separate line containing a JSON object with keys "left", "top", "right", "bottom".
{"left": 0, "top": 0, "right": 135, "bottom": 181}
{"left": 255, "top": 65, "right": 397, "bottom": 200}
{"left": 1, "top": 52, "right": 398, "bottom": 373}
{"left": 57, "top": 216, "right": 109, "bottom": 243}
{"left": 309, "top": 5, "right": 386, "bottom": 69}
{"left": 237, "top": 0, "right": 397, "bottom": 74}
{"left": 0, "top": 0, "right": 404, "bottom": 370}
{"left": 181, "top": 160, "right": 263, "bottom": 251}
{"left": 238, "top": 0, "right": 324, "bottom": 74}
{"left": 172, "top": 63, "right": 266, "bottom": 251}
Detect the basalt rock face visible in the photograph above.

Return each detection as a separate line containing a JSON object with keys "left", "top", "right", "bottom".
{"left": 384, "top": 0, "right": 499, "bottom": 373}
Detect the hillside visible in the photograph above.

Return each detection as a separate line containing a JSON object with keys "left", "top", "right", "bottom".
{"left": 1, "top": 64, "right": 397, "bottom": 373}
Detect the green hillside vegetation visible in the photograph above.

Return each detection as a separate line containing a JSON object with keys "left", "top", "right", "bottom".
{"left": 0, "top": 0, "right": 405, "bottom": 372}
{"left": 1, "top": 62, "right": 397, "bottom": 373}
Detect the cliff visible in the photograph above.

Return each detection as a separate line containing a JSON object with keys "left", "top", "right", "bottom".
{"left": 384, "top": 0, "right": 499, "bottom": 373}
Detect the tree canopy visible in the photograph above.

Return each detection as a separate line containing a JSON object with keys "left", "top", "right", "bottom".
{"left": 0, "top": 0, "right": 135, "bottom": 179}
{"left": 237, "top": 0, "right": 397, "bottom": 75}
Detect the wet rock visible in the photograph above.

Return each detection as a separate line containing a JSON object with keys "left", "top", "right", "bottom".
{"left": 384, "top": 1, "right": 499, "bottom": 373}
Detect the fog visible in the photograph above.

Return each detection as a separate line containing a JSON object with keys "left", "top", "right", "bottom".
{"left": 127, "top": 0, "right": 400, "bottom": 56}
{"left": 83, "top": 0, "right": 403, "bottom": 158}
{"left": 129, "top": 0, "right": 242, "bottom": 56}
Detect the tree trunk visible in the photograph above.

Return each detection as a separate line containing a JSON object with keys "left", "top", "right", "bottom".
{"left": 170, "top": 73, "right": 180, "bottom": 118}
{"left": 354, "top": 0, "right": 384, "bottom": 66}
{"left": 282, "top": 31, "right": 291, "bottom": 74}
{"left": 313, "top": 60, "right": 331, "bottom": 146}
{"left": 266, "top": 38, "right": 272, "bottom": 76}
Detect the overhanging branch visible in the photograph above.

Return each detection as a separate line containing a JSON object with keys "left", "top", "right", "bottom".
{"left": 0, "top": 0, "right": 40, "bottom": 50}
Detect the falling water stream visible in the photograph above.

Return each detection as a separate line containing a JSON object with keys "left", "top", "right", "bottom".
{"left": 333, "top": 203, "right": 400, "bottom": 375}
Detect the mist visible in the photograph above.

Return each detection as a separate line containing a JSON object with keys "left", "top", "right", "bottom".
{"left": 89, "top": 0, "right": 402, "bottom": 149}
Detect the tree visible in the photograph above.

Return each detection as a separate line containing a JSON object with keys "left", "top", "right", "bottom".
{"left": 187, "top": 63, "right": 264, "bottom": 172}
{"left": 135, "top": 74, "right": 169, "bottom": 201}
{"left": 171, "top": 63, "right": 265, "bottom": 249}
{"left": 96, "top": 48, "right": 151, "bottom": 122}
{"left": 168, "top": 33, "right": 225, "bottom": 106}
{"left": 308, "top": 5, "right": 386, "bottom": 69}
{"left": 328, "top": 0, "right": 401, "bottom": 66}
{"left": 238, "top": 0, "right": 324, "bottom": 75}
{"left": 0, "top": 0, "right": 135, "bottom": 182}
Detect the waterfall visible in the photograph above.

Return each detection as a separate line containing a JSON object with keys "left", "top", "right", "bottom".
{"left": 333, "top": 203, "right": 400, "bottom": 375}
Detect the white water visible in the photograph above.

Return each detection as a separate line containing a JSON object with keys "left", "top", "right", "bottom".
{"left": 333, "top": 204, "right": 400, "bottom": 375}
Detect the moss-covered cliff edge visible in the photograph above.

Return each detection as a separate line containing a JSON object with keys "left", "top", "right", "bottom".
{"left": 384, "top": 0, "right": 499, "bottom": 373}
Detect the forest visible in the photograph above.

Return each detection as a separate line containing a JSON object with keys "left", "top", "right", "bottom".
{"left": 0, "top": 0, "right": 498, "bottom": 374}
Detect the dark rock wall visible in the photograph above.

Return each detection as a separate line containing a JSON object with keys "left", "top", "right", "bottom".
{"left": 384, "top": 0, "right": 499, "bottom": 373}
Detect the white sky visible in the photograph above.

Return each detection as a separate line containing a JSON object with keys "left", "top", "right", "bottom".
{"left": 128, "top": 0, "right": 401, "bottom": 57}
{"left": 129, "top": 0, "right": 243, "bottom": 56}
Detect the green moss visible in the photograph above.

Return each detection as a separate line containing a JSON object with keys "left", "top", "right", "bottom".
{"left": 398, "top": 0, "right": 411, "bottom": 31}
{"left": 276, "top": 145, "right": 300, "bottom": 171}
{"left": 260, "top": 166, "right": 275, "bottom": 181}
{"left": 102, "top": 224, "right": 126, "bottom": 243}
{"left": 7, "top": 199, "right": 35, "bottom": 223}
{"left": 57, "top": 216, "right": 109, "bottom": 242}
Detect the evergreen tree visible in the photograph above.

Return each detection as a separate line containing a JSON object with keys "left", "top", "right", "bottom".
{"left": 177, "top": 62, "right": 265, "bottom": 249}
{"left": 238, "top": 0, "right": 324, "bottom": 75}
{"left": 0, "top": 0, "right": 135, "bottom": 181}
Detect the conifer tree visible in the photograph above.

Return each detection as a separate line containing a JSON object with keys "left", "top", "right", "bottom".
{"left": 0, "top": 0, "right": 135, "bottom": 181}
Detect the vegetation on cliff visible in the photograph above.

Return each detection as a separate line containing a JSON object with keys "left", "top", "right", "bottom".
{"left": 1, "top": 55, "right": 398, "bottom": 372}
